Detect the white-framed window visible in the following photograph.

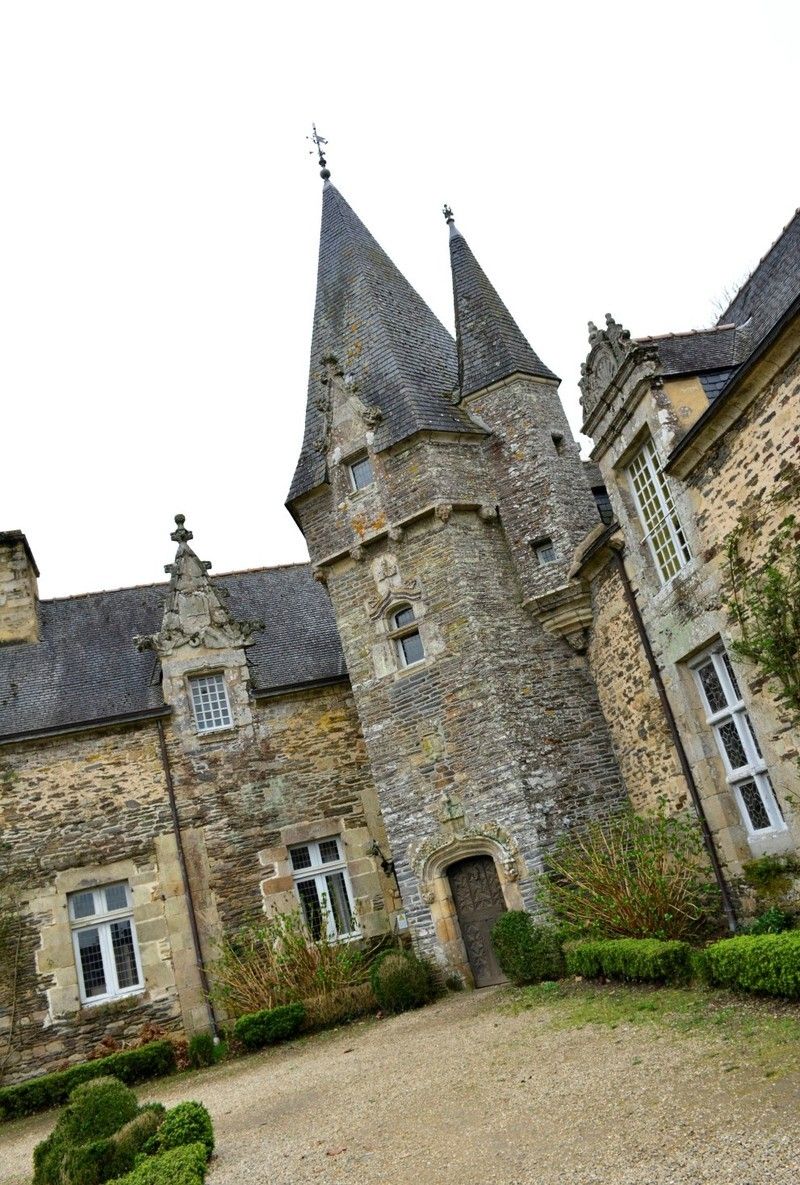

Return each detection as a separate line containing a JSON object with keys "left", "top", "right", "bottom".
{"left": 189, "top": 672, "right": 232, "bottom": 733}
{"left": 691, "top": 645, "right": 785, "bottom": 837}
{"left": 627, "top": 437, "right": 691, "bottom": 583}
{"left": 349, "top": 456, "right": 375, "bottom": 492}
{"left": 533, "top": 538, "right": 557, "bottom": 566}
{"left": 289, "top": 837, "right": 357, "bottom": 940}
{"left": 69, "top": 882, "right": 144, "bottom": 1005}
{"left": 388, "top": 604, "right": 425, "bottom": 667}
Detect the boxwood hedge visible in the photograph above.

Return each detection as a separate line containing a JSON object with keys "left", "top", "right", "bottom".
{"left": 232, "top": 1002, "right": 306, "bottom": 1051}
{"left": 704, "top": 930, "right": 800, "bottom": 998}
{"left": 0, "top": 1040, "right": 177, "bottom": 1122}
{"left": 564, "top": 938, "right": 692, "bottom": 983}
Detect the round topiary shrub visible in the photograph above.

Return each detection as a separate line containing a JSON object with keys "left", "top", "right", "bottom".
{"left": 33, "top": 1076, "right": 141, "bottom": 1185}
{"left": 369, "top": 950, "right": 438, "bottom": 1013}
{"left": 156, "top": 1100, "right": 214, "bottom": 1157}
{"left": 490, "top": 911, "right": 564, "bottom": 985}
{"left": 187, "top": 1032, "right": 216, "bottom": 1069}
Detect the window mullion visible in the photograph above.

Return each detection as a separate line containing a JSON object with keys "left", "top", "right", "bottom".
{"left": 100, "top": 923, "right": 117, "bottom": 996}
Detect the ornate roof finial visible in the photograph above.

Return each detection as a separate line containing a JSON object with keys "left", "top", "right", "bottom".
{"left": 170, "top": 513, "right": 193, "bottom": 545}
{"left": 308, "top": 123, "right": 331, "bottom": 182}
{"left": 443, "top": 203, "right": 455, "bottom": 225}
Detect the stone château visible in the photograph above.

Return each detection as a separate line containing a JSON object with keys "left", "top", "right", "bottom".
{"left": 1, "top": 169, "right": 798, "bottom": 1082}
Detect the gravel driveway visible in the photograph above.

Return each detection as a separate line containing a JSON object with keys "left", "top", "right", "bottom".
{"left": 2, "top": 988, "right": 799, "bottom": 1184}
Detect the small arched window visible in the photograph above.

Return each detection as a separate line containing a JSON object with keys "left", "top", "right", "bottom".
{"left": 389, "top": 604, "right": 425, "bottom": 667}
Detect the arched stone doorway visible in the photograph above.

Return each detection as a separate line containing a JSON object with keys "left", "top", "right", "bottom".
{"left": 447, "top": 855, "right": 508, "bottom": 986}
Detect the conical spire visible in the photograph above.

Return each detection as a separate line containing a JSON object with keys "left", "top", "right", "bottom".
{"left": 289, "top": 184, "right": 481, "bottom": 502}
{"left": 447, "top": 211, "right": 558, "bottom": 398}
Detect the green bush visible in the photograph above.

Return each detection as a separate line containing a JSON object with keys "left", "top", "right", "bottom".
{"left": 705, "top": 931, "right": 800, "bottom": 997}
{"left": 156, "top": 1102, "right": 214, "bottom": 1158}
{"left": 490, "top": 911, "right": 564, "bottom": 985}
{"left": 105, "top": 1142, "right": 209, "bottom": 1185}
{"left": 0, "top": 1039, "right": 177, "bottom": 1122}
{"left": 742, "top": 907, "right": 795, "bottom": 935}
{"left": 232, "top": 1002, "right": 306, "bottom": 1051}
{"left": 564, "top": 938, "right": 692, "bottom": 983}
{"left": 32, "top": 1077, "right": 159, "bottom": 1185}
{"left": 187, "top": 1033, "right": 216, "bottom": 1069}
{"left": 369, "top": 950, "right": 439, "bottom": 1013}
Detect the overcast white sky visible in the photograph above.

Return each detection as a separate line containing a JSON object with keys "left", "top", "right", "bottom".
{"left": 2, "top": 2, "right": 798, "bottom": 598}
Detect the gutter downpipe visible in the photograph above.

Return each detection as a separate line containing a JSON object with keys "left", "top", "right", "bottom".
{"left": 612, "top": 550, "right": 738, "bottom": 933}
{"left": 156, "top": 718, "right": 219, "bottom": 1037}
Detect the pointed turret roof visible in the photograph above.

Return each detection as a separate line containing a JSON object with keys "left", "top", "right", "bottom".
{"left": 289, "top": 183, "right": 481, "bottom": 502}
{"left": 447, "top": 214, "right": 558, "bottom": 398}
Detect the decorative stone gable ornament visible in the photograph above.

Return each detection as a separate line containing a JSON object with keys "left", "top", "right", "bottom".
{"left": 135, "top": 515, "right": 261, "bottom": 657}
{"left": 367, "top": 552, "right": 421, "bottom": 619}
{"left": 314, "top": 354, "right": 382, "bottom": 459}
{"left": 579, "top": 314, "right": 635, "bottom": 417}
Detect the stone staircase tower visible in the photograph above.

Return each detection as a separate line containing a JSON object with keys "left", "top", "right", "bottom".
{"left": 286, "top": 172, "right": 624, "bottom": 983}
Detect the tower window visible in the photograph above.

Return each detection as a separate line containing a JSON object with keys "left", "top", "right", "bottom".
{"left": 69, "top": 882, "right": 143, "bottom": 1005}
{"left": 349, "top": 456, "right": 375, "bottom": 491}
{"left": 592, "top": 485, "right": 614, "bottom": 525}
{"left": 189, "top": 672, "right": 232, "bottom": 733}
{"left": 627, "top": 437, "right": 690, "bottom": 582}
{"left": 289, "top": 836, "right": 357, "bottom": 940}
{"left": 389, "top": 604, "right": 425, "bottom": 667}
{"left": 691, "top": 645, "right": 784, "bottom": 837}
{"left": 551, "top": 432, "right": 565, "bottom": 455}
{"left": 532, "top": 538, "right": 556, "bottom": 566}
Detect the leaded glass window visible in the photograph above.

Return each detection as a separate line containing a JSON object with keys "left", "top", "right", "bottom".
{"left": 189, "top": 673, "right": 232, "bottom": 733}
{"left": 68, "top": 882, "right": 143, "bottom": 1004}
{"left": 627, "top": 437, "right": 691, "bottom": 582}
{"left": 288, "top": 837, "right": 357, "bottom": 941}
{"left": 349, "top": 456, "right": 375, "bottom": 491}
{"left": 691, "top": 646, "right": 784, "bottom": 837}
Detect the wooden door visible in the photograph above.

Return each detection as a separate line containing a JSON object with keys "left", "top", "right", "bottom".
{"left": 448, "top": 855, "right": 508, "bottom": 987}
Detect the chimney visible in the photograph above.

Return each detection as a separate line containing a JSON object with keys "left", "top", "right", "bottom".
{"left": 0, "top": 531, "right": 40, "bottom": 644}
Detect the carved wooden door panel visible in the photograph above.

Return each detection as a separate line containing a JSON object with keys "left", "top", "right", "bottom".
{"left": 448, "top": 856, "right": 508, "bottom": 987}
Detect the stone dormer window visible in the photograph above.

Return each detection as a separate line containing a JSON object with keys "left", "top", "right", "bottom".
{"left": 627, "top": 437, "right": 691, "bottom": 583}
{"left": 349, "top": 455, "right": 375, "bottom": 492}
{"left": 532, "top": 538, "right": 556, "bottom": 566}
{"left": 389, "top": 604, "right": 425, "bottom": 667}
{"left": 189, "top": 672, "right": 232, "bottom": 733}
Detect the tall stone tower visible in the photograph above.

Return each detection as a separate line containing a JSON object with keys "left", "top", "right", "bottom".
{"left": 287, "top": 172, "right": 625, "bottom": 985}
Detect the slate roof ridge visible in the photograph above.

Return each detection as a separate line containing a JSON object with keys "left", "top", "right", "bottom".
{"left": 716, "top": 206, "right": 800, "bottom": 328}
{"left": 448, "top": 221, "right": 558, "bottom": 398}
{"left": 40, "top": 560, "right": 313, "bottom": 606}
{"left": 636, "top": 323, "right": 737, "bottom": 344}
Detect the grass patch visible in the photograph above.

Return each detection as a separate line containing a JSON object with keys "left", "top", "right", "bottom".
{"left": 506, "top": 980, "right": 800, "bottom": 1080}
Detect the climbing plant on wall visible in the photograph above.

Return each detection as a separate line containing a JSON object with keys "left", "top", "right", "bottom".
{"left": 726, "top": 466, "right": 800, "bottom": 720}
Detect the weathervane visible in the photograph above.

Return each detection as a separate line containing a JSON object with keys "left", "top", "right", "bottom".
{"left": 308, "top": 123, "right": 331, "bottom": 181}
{"left": 442, "top": 203, "right": 455, "bottom": 225}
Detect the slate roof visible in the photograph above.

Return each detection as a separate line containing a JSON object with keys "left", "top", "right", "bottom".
{"left": 716, "top": 207, "right": 800, "bottom": 351}
{"left": 637, "top": 207, "right": 800, "bottom": 388}
{"left": 288, "top": 183, "right": 480, "bottom": 502}
{"left": 448, "top": 224, "right": 558, "bottom": 397}
{"left": 0, "top": 565, "right": 346, "bottom": 741}
{"left": 637, "top": 325, "right": 745, "bottom": 376}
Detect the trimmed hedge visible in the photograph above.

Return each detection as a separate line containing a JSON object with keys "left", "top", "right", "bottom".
{"left": 704, "top": 931, "right": 800, "bottom": 998}
{"left": 32, "top": 1077, "right": 163, "bottom": 1185}
{"left": 155, "top": 1101, "right": 214, "bottom": 1158}
{"left": 490, "top": 912, "right": 564, "bottom": 985}
{"left": 106, "top": 1141, "right": 209, "bottom": 1185}
{"left": 0, "top": 1040, "right": 177, "bottom": 1122}
{"left": 369, "top": 950, "right": 439, "bottom": 1014}
{"left": 233, "top": 1002, "right": 306, "bottom": 1051}
{"left": 187, "top": 1033, "right": 216, "bottom": 1069}
{"left": 564, "top": 938, "right": 692, "bottom": 983}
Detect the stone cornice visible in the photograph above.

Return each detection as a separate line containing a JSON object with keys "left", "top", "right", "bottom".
{"left": 523, "top": 581, "right": 594, "bottom": 653}
{"left": 312, "top": 500, "right": 498, "bottom": 574}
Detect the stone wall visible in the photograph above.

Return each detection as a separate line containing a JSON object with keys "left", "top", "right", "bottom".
{"left": 0, "top": 533, "right": 39, "bottom": 645}
{"left": 0, "top": 675, "right": 392, "bottom": 1082}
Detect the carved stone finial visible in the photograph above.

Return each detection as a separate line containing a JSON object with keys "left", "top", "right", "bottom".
{"left": 170, "top": 514, "right": 193, "bottom": 545}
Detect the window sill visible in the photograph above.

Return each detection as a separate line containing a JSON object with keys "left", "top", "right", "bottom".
{"left": 392, "top": 659, "right": 429, "bottom": 681}
{"left": 78, "top": 987, "right": 145, "bottom": 1010}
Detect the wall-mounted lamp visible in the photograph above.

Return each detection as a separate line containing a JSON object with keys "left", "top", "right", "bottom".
{"left": 368, "top": 839, "right": 395, "bottom": 878}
